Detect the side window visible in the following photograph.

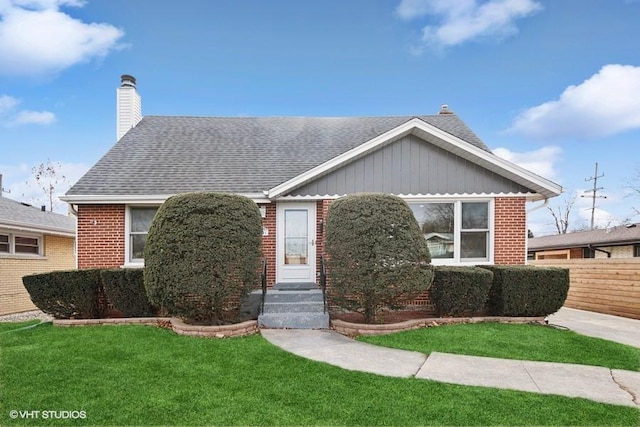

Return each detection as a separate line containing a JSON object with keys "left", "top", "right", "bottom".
{"left": 129, "top": 207, "right": 158, "bottom": 261}
{"left": 461, "top": 202, "right": 489, "bottom": 261}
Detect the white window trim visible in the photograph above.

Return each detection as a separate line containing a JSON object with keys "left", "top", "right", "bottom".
{"left": 406, "top": 198, "right": 494, "bottom": 266}
{"left": 123, "top": 205, "right": 160, "bottom": 268}
{"left": 0, "top": 228, "right": 44, "bottom": 257}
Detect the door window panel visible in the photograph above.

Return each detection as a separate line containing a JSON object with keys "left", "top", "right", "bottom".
{"left": 284, "top": 209, "right": 308, "bottom": 265}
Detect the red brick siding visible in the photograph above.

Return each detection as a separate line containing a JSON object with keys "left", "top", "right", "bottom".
{"left": 493, "top": 197, "right": 527, "bottom": 265}
{"left": 77, "top": 205, "right": 125, "bottom": 269}
{"left": 259, "top": 203, "right": 277, "bottom": 287}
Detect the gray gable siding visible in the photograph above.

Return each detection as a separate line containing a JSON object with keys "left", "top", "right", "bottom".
{"left": 288, "top": 134, "right": 532, "bottom": 196}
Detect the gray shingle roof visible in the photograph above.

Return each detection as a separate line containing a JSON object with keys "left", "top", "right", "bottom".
{"left": 528, "top": 223, "right": 640, "bottom": 250}
{"left": 0, "top": 196, "right": 75, "bottom": 235}
{"left": 66, "top": 114, "right": 490, "bottom": 196}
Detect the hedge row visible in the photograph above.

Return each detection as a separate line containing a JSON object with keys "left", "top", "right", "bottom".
{"left": 22, "top": 269, "right": 103, "bottom": 319}
{"left": 431, "top": 267, "right": 493, "bottom": 317}
{"left": 480, "top": 265, "right": 569, "bottom": 317}
{"left": 431, "top": 265, "right": 569, "bottom": 318}
{"left": 22, "top": 268, "right": 157, "bottom": 319}
{"left": 100, "top": 269, "right": 157, "bottom": 317}
{"left": 24, "top": 265, "right": 569, "bottom": 320}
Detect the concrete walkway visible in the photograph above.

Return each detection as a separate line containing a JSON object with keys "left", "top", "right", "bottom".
{"left": 548, "top": 307, "right": 640, "bottom": 348}
{"left": 261, "top": 309, "right": 640, "bottom": 408}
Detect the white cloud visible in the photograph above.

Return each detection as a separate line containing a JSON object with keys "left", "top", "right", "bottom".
{"left": 492, "top": 145, "right": 561, "bottom": 181}
{"left": 0, "top": 0, "right": 124, "bottom": 76}
{"left": 0, "top": 160, "right": 88, "bottom": 213}
{"left": 12, "top": 110, "right": 56, "bottom": 125}
{"left": 0, "top": 94, "right": 56, "bottom": 126}
{"left": 508, "top": 64, "right": 640, "bottom": 140}
{"left": 396, "top": 0, "right": 542, "bottom": 48}
{"left": 0, "top": 94, "right": 20, "bottom": 114}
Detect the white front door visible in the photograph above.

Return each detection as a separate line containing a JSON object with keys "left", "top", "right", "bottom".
{"left": 276, "top": 202, "right": 317, "bottom": 283}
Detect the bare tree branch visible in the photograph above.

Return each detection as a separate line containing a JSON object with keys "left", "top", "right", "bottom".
{"left": 547, "top": 195, "right": 576, "bottom": 234}
{"left": 30, "top": 159, "right": 66, "bottom": 212}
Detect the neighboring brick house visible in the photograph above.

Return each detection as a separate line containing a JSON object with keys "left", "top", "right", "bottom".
{"left": 62, "top": 76, "right": 562, "bottom": 290}
{"left": 529, "top": 223, "right": 640, "bottom": 260}
{"left": 0, "top": 194, "right": 75, "bottom": 315}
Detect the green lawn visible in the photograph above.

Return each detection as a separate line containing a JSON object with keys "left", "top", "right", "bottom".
{"left": 0, "top": 322, "right": 637, "bottom": 426}
{"left": 359, "top": 323, "right": 640, "bottom": 372}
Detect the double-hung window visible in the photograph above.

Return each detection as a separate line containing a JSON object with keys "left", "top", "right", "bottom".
{"left": 408, "top": 200, "right": 492, "bottom": 264}
{"left": 127, "top": 207, "right": 158, "bottom": 264}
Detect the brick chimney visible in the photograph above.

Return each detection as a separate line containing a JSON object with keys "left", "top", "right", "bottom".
{"left": 438, "top": 104, "right": 454, "bottom": 115}
{"left": 116, "top": 74, "right": 142, "bottom": 141}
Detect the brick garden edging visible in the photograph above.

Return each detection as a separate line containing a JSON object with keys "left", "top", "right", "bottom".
{"left": 331, "top": 316, "right": 546, "bottom": 337}
{"left": 54, "top": 317, "right": 171, "bottom": 327}
{"left": 53, "top": 317, "right": 259, "bottom": 338}
{"left": 170, "top": 318, "right": 258, "bottom": 337}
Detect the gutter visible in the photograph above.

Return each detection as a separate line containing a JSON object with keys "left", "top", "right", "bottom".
{"left": 588, "top": 244, "right": 611, "bottom": 258}
{"left": 526, "top": 198, "right": 550, "bottom": 213}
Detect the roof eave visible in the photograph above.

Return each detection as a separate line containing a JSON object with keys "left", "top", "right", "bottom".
{"left": 0, "top": 220, "right": 75, "bottom": 237}
{"left": 60, "top": 193, "right": 272, "bottom": 205}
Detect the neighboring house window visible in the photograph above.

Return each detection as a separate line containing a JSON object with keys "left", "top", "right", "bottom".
{"left": 408, "top": 200, "right": 491, "bottom": 264}
{"left": 127, "top": 207, "right": 159, "bottom": 263}
{"left": 0, "top": 234, "right": 9, "bottom": 253}
{"left": 15, "top": 236, "right": 40, "bottom": 254}
{"left": 583, "top": 247, "right": 595, "bottom": 258}
{"left": 634, "top": 245, "right": 640, "bottom": 258}
{"left": 0, "top": 231, "right": 42, "bottom": 255}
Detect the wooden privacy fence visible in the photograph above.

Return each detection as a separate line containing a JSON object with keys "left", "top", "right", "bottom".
{"left": 530, "top": 258, "right": 640, "bottom": 320}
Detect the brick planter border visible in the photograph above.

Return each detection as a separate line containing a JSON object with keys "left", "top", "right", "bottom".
{"left": 53, "top": 317, "right": 171, "bottom": 327}
{"left": 52, "top": 317, "right": 258, "bottom": 338}
{"left": 331, "top": 316, "right": 546, "bottom": 337}
{"left": 170, "top": 318, "right": 258, "bottom": 337}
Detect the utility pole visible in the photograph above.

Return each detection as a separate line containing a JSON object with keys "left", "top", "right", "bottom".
{"left": 581, "top": 162, "right": 606, "bottom": 230}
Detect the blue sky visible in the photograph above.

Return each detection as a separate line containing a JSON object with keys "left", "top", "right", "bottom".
{"left": 1, "top": 0, "right": 639, "bottom": 236}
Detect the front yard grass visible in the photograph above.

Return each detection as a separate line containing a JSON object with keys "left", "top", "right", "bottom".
{"left": 359, "top": 322, "right": 640, "bottom": 371}
{"left": 0, "top": 322, "right": 638, "bottom": 426}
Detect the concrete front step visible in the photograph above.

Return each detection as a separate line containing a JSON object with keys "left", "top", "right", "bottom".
{"left": 258, "top": 312, "right": 330, "bottom": 329}
{"left": 264, "top": 289, "right": 324, "bottom": 303}
{"left": 258, "top": 284, "right": 328, "bottom": 329}
{"left": 263, "top": 301, "right": 325, "bottom": 313}
{"left": 273, "top": 282, "right": 319, "bottom": 291}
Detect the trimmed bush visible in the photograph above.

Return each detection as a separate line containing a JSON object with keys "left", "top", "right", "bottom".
{"left": 22, "top": 269, "right": 102, "bottom": 319}
{"left": 480, "top": 265, "right": 570, "bottom": 317}
{"left": 144, "top": 192, "right": 263, "bottom": 325}
{"left": 101, "top": 269, "right": 157, "bottom": 317}
{"left": 432, "top": 266, "right": 493, "bottom": 317}
{"left": 326, "top": 193, "right": 434, "bottom": 323}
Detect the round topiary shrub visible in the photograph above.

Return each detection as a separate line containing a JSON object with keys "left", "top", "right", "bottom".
{"left": 325, "top": 193, "right": 434, "bottom": 323}
{"left": 144, "top": 192, "right": 263, "bottom": 325}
